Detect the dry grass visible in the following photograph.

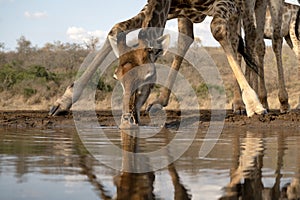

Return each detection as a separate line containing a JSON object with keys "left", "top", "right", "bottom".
{"left": 1, "top": 45, "right": 299, "bottom": 111}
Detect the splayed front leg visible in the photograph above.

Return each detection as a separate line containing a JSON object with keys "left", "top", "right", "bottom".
{"left": 49, "top": 39, "right": 113, "bottom": 116}
{"left": 146, "top": 87, "right": 169, "bottom": 113}
{"left": 147, "top": 18, "right": 194, "bottom": 112}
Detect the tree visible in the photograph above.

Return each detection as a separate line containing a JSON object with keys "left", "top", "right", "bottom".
{"left": 0, "top": 42, "right": 4, "bottom": 51}
{"left": 0, "top": 42, "right": 5, "bottom": 65}
{"left": 16, "top": 36, "right": 32, "bottom": 54}
{"left": 84, "top": 36, "right": 100, "bottom": 50}
{"left": 194, "top": 37, "right": 202, "bottom": 48}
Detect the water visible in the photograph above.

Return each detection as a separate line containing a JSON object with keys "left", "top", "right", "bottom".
{"left": 0, "top": 126, "right": 299, "bottom": 200}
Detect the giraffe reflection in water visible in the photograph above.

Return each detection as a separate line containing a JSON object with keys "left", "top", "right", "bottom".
{"left": 78, "top": 128, "right": 190, "bottom": 200}
{"left": 117, "top": 128, "right": 192, "bottom": 199}
{"left": 114, "top": 129, "right": 155, "bottom": 200}
{"left": 220, "top": 131, "right": 300, "bottom": 200}
{"left": 1, "top": 128, "right": 300, "bottom": 199}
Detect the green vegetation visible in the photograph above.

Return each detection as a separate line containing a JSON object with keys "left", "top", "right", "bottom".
{"left": 0, "top": 64, "right": 57, "bottom": 91}
{"left": 0, "top": 36, "right": 117, "bottom": 109}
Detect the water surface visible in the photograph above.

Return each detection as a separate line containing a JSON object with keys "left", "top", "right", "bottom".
{"left": 0, "top": 126, "right": 299, "bottom": 199}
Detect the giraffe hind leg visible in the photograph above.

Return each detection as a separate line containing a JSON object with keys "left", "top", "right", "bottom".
{"left": 269, "top": 1, "right": 290, "bottom": 113}
{"left": 210, "top": 2, "right": 266, "bottom": 117}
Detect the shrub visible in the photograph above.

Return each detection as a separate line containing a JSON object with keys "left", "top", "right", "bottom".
{"left": 97, "top": 77, "right": 113, "bottom": 92}
{"left": 195, "top": 83, "right": 209, "bottom": 98}
{"left": 23, "top": 88, "right": 37, "bottom": 98}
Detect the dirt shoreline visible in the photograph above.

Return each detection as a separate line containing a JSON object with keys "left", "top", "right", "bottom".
{"left": 1, "top": 109, "right": 300, "bottom": 129}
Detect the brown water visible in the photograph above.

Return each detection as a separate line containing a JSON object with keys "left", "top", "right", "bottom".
{"left": 0, "top": 126, "right": 299, "bottom": 200}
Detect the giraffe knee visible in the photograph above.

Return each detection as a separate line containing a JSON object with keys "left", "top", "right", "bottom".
{"left": 272, "top": 31, "right": 283, "bottom": 48}
{"left": 211, "top": 18, "right": 227, "bottom": 42}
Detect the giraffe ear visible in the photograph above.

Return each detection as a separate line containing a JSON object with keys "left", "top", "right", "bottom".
{"left": 149, "top": 34, "right": 170, "bottom": 62}
{"left": 158, "top": 34, "right": 170, "bottom": 56}
{"left": 155, "top": 34, "right": 170, "bottom": 56}
{"left": 108, "top": 35, "right": 120, "bottom": 58}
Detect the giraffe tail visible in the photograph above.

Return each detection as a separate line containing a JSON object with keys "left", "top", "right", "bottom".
{"left": 237, "top": 35, "right": 259, "bottom": 75}
{"left": 295, "top": 7, "right": 300, "bottom": 41}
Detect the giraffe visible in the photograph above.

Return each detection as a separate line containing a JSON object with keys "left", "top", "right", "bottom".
{"left": 243, "top": 0, "right": 290, "bottom": 113}
{"left": 49, "top": 0, "right": 266, "bottom": 127}
{"left": 264, "top": 2, "right": 300, "bottom": 110}
{"left": 232, "top": 0, "right": 288, "bottom": 114}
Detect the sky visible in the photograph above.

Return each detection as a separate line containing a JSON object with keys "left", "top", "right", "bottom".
{"left": 0, "top": 0, "right": 299, "bottom": 51}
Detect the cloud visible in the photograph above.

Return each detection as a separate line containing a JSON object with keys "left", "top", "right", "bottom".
{"left": 66, "top": 18, "right": 218, "bottom": 47}
{"left": 66, "top": 27, "right": 86, "bottom": 41}
{"left": 24, "top": 11, "right": 48, "bottom": 19}
{"left": 66, "top": 26, "right": 107, "bottom": 44}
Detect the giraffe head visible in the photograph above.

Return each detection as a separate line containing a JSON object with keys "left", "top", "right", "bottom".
{"left": 109, "top": 30, "right": 169, "bottom": 128}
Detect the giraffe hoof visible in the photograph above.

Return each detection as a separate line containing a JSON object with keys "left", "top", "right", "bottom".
{"left": 119, "top": 121, "right": 139, "bottom": 130}
{"left": 232, "top": 102, "right": 246, "bottom": 115}
{"left": 49, "top": 104, "right": 61, "bottom": 116}
{"left": 246, "top": 107, "right": 267, "bottom": 117}
{"left": 119, "top": 122, "right": 139, "bottom": 130}
{"left": 119, "top": 114, "right": 139, "bottom": 129}
{"left": 49, "top": 104, "right": 69, "bottom": 116}
{"left": 280, "top": 104, "right": 290, "bottom": 114}
{"left": 146, "top": 103, "right": 163, "bottom": 114}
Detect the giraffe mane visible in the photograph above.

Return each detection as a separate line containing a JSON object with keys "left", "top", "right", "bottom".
{"left": 295, "top": 7, "right": 300, "bottom": 40}
{"left": 142, "top": 1, "right": 158, "bottom": 28}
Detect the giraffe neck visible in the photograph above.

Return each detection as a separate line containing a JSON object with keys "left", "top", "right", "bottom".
{"left": 141, "top": 0, "right": 171, "bottom": 42}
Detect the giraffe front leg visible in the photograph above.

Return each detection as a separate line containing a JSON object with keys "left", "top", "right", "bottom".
{"left": 146, "top": 18, "right": 194, "bottom": 112}
{"left": 49, "top": 40, "right": 112, "bottom": 115}
{"left": 232, "top": 36, "right": 246, "bottom": 115}
{"left": 49, "top": 83, "right": 74, "bottom": 115}
{"left": 210, "top": 10, "right": 266, "bottom": 117}
{"left": 232, "top": 79, "right": 246, "bottom": 115}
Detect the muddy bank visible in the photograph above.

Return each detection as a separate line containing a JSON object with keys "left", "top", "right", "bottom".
{"left": 1, "top": 109, "right": 300, "bottom": 130}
